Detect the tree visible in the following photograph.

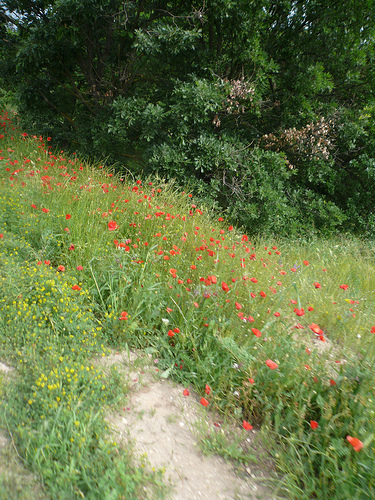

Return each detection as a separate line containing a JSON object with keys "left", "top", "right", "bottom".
{"left": 1, "top": 0, "right": 375, "bottom": 235}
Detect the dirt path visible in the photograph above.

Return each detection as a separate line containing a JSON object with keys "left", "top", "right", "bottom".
{"left": 0, "top": 353, "right": 280, "bottom": 500}
{"left": 102, "top": 351, "right": 279, "bottom": 500}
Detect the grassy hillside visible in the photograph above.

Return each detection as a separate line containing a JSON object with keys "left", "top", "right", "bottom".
{"left": 1, "top": 110, "right": 375, "bottom": 499}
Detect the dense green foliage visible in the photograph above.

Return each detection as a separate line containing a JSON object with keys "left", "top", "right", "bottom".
{"left": 1, "top": 1, "right": 375, "bottom": 235}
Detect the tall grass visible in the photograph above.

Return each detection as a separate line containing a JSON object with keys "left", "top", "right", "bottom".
{"left": 1, "top": 110, "right": 375, "bottom": 499}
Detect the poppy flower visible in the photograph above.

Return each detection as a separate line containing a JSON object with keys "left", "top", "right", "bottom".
{"left": 294, "top": 308, "right": 305, "bottom": 316}
{"left": 119, "top": 311, "right": 128, "bottom": 320}
{"left": 42, "top": 208, "right": 49, "bottom": 213}
{"left": 303, "top": 260, "right": 309, "bottom": 266}
{"left": 313, "top": 282, "right": 321, "bottom": 289}
{"left": 69, "top": 244, "right": 75, "bottom": 251}
{"left": 221, "top": 281, "right": 229, "bottom": 292}
{"left": 339, "top": 284, "right": 349, "bottom": 290}
{"left": 72, "top": 285, "right": 81, "bottom": 291}
{"left": 309, "top": 323, "right": 324, "bottom": 336}
{"left": 251, "top": 328, "right": 262, "bottom": 338}
{"left": 57, "top": 265, "right": 65, "bottom": 272}
{"left": 66, "top": 214, "right": 71, "bottom": 220}
{"left": 168, "top": 330, "right": 175, "bottom": 337}
{"left": 330, "top": 379, "right": 337, "bottom": 386}
{"left": 260, "top": 291, "right": 266, "bottom": 298}
{"left": 44, "top": 260, "right": 50, "bottom": 265}
{"left": 371, "top": 326, "right": 375, "bottom": 333}
{"left": 200, "top": 397, "right": 209, "bottom": 407}
{"left": 166, "top": 307, "right": 173, "bottom": 313}
{"left": 249, "top": 378, "right": 255, "bottom": 384}
{"left": 235, "top": 302, "right": 242, "bottom": 310}
{"left": 108, "top": 220, "right": 118, "bottom": 231}
{"left": 243, "top": 420, "right": 253, "bottom": 430}
{"left": 183, "top": 389, "right": 190, "bottom": 396}
{"left": 205, "top": 384, "right": 211, "bottom": 395}
{"left": 310, "top": 420, "right": 319, "bottom": 430}
{"left": 274, "top": 312, "right": 281, "bottom": 317}
{"left": 76, "top": 265, "right": 83, "bottom": 270}
{"left": 266, "top": 359, "right": 278, "bottom": 370}
{"left": 346, "top": 436, "right": 363, "bottom": 452}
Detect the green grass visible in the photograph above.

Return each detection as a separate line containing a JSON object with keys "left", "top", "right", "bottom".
{"left": 1, "top": 109, "right": 375, "bottom": 499}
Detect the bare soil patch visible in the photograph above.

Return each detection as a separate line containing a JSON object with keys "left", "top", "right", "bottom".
{"left": 101, "top": 350, "right": 279, "bottom": 500}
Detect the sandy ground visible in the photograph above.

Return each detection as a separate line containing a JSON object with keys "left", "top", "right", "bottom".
{"left": 0, "top": 353, "right": 280, "bottom": 500}
{"left": 102, "top": 351, "right": 279, "bottom": 500}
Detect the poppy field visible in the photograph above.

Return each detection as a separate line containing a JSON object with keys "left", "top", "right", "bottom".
{"left": 1, "top": 110, "right": 375, "bottom": 499}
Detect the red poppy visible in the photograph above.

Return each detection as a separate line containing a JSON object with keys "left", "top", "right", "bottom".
{"left": 371, "top": 326, "right": 375, "bottom": 333}
{"left": 309, "top": 323, "right": 323, "bottom": 336}
{"left": 66, "top": 214, "right": 71, "bottom": 220}
{"left": 119, "top": 311, "right": 128, "bottom": 320}
{"left": 76, "top": 265, "right": 83, "bottom": 270}
{"left": 69, "top": 244, "right": 75, "bottom": 251}
{"left": 274, "top": 312, "right": 281, "bottom": 317}
{"left": 250, "top": 277, "right": 258, "bottom": 283}
{"left": 303, "top": 260, "right": 309, "bottom": 266}
{"left": 249, "top": 378, "right": 255, "bottom": 384}
{"left": 183, "top": 389, "right": 190, "bottom": 396}
{"left": 205, "top": 384, "right": 211, "bottom": 395}
{"left": 57, "top": 265, "right": 65, "bottom": 272}
{"left": 294, "top": 308, "right": 305, "bottom": 316}
{"left": 222, "top": 281, "right": 229, "bottom": 292}
{"left": 42, "top": 208, "right": 49, "bottom": 213}
{"left": 200, "top": 397, "right": 209, "bottom": 407}
{"left": 260, "top": 291, "right": 266, "bottom": 298}
{"left": 72, "top": 285, "right": 81, "bottom": 291}
{"left": 266, "top": 359, "right": 278, "bottom": 370}
{"left": 108, "top": 220, "right": 118, "bottom": 231}
{"left": 339, "top": 284, "right": 349, "bottom": 290}
{"left": 173, "top": 328, "right": 180, "bottom": 333}
{"left": 166, "top": 307, "right": 173, "bottom": 313}
{"left": 310, "top": 420, "right": 318, "bottom": 430}
{"left": 235, "top": 302, "right": 242, "bottom": 310}
{"left": 346, "top": 436, "right": 363, "bottom": 452}
{"left": 44, "top": 260, "right": 50, "bottom": 265}
{"left": 243, "top": 420, "right": 253, "bottom": 430}
{"left": 168, "top": 330, "right": 175, "bottom": 337}
{"left": 329, "top": 379, "right": 337, "bottom": 386}
{"left": 313, "top": 282, "right": 321, "bottom": 289}
{"left": 251, "top": 328, "right": 262, "bottom": 338}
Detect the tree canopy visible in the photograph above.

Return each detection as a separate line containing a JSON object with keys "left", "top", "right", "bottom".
{"left": 1, "top": 0, "right": 375, "bottom": 235}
